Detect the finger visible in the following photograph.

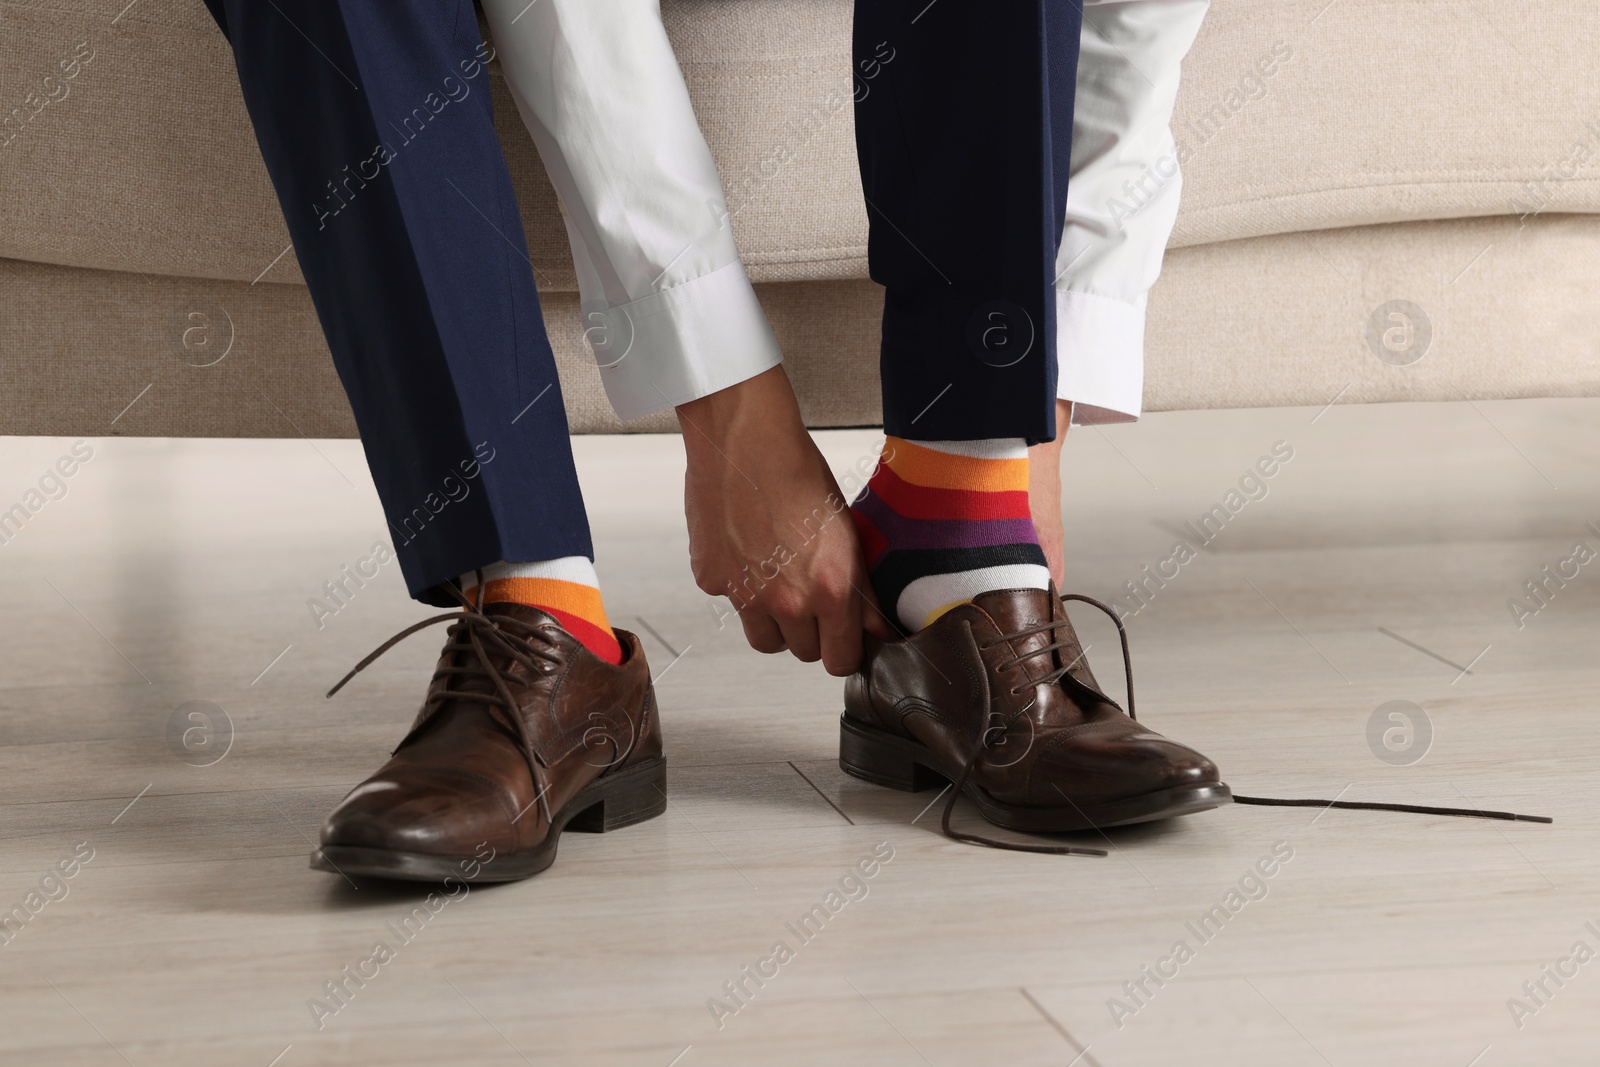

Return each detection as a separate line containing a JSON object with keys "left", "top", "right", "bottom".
{"left": 776, "top": 614, "right": 822, "bottom": 664}
{"left": 740, "top": 610, "right": 788, "bottom": 654}
{"left": 817, "top": 599, "right": 864, "bottom": 676}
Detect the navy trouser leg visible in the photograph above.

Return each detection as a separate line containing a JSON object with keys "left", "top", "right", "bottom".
{"left": 204, "top": 0, "right": 591, "bottom": 604}
{"left": 854, "top": 1, "right": 1080, "bottom": 444}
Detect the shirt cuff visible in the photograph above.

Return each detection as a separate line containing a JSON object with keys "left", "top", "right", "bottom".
{"left": 591, "top": 259, "right": 783, "bottom": 421}
{"left": 1056, "top": 288, "right": 1146, "bottom": 424}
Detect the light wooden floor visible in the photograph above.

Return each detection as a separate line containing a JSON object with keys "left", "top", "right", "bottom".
{"left": 2, "top": 400, "right": 1597, "bottom": 1066}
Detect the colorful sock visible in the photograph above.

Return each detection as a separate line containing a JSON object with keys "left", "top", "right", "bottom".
{"left": 851, "top": 437, "right": 1051, "bottom": 632}
{"left": 460, "top": 557, "right": 623, "bottom": 665}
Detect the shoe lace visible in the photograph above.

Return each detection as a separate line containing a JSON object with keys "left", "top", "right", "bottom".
{"left": 324, "top": 571, "right": 563, "bottom": 826}
{"left": 936, "top": 591, "right": 1552, "bottom": 857}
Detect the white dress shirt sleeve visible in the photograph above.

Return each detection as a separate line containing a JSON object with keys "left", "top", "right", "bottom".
{"left": 481, "top": 0, "right": 783, "bottom": 422}
{"left": 1057, "top": 0, "right": 1210, "bottom": 425}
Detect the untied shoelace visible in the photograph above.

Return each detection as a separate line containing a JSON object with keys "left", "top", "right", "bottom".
{"left": 938, "top": 591, "right": 1552, "bottom": 857}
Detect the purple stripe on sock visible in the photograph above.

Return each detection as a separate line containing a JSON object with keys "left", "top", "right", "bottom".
{"left": 852, "top": 492, "right": 1038, "bottom": 552}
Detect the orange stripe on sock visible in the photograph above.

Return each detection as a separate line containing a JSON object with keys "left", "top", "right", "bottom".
{"left": 884, "top": 438, "right": 1029, "bottom": 493}
{"left": 868, "top": 462, "right": 1032, "bottom": 521}
{"left": 466, "top": 576, "right": 622, "bottom": 665}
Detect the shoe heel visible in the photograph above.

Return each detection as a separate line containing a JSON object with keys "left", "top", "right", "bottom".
{"left": 567, "top": 757, "right": 667, "bottom": 833}
{"left": 839, "top": 718, "right": 946, "bottom": 792}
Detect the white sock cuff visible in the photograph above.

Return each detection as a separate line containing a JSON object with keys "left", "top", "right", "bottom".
{"left": 904, "top": 438, "right": 1029, "bottom": 461}
{"left": 895, "top": 563, "right": 1052, "bottom": 631}
{"left": 461, "top": 556, "right": 599, "bottom": 590}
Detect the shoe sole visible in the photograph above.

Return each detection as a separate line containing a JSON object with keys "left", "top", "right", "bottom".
{"left": 839, "top": 716, "right": 1230, "bottom": 832}
{"left": 310, "top": 756, "right": 667, "bottom": 883}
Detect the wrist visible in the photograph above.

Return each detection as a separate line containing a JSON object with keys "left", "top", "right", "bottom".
{"left": 676, "top": 366, "right": 803, "bottom": 453}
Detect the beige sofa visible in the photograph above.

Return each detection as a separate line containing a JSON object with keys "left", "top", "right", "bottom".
{"left": 4, "top": 0, "right": 1599, "bottom": 438}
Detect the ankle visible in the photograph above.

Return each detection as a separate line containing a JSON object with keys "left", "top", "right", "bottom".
{"left": 462, "top": 559, "right": 623, "bottom": 665}
{"left": 852, "top": 437, "right": 1049, "bottom": 632}
{"left": 675, "top": 366, "right": 806, "bottom": 458}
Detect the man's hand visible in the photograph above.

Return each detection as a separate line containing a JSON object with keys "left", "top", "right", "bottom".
{"left": 677, "top": 367, "right": 897, "bottom": 676}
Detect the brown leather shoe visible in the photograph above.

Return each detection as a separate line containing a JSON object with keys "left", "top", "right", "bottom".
{"left": 312, "top": 602, "right": 665, "bottom": 882}
{"left": 841, "top": 587, "right": 1228, "bottom": 843}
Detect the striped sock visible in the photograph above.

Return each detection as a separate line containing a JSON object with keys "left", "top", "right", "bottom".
{"left": 460, "top": 557, "right": 624, "bottom": 665}
{"left": 851, "top": 437, "right": 1051, "bottom": 633}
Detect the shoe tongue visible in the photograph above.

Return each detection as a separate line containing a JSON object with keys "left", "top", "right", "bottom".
{"left": 969, "top": 587, "right": 1058, "bottom": 673}
{"left": 445, "top": 602, "right": 564, "bottom": 699}
{"left": 971, "top": 587, "right": 1057, "bottom": 649}
{"left": 971, "top": 586, "right": 1098, "bottom": 699}
{"left": 418, "top": 602, "right": 565, "bottom": 747}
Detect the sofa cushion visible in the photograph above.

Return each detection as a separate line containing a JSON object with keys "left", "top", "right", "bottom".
{"left": 2, "top": 0, "right": 1597, "bottom": 290}
{"left": 5, "top": 214, "right": 1598, "bottom": 437}
{"left": 1167, "top": 0, "right": 1600, "bottom": 248}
